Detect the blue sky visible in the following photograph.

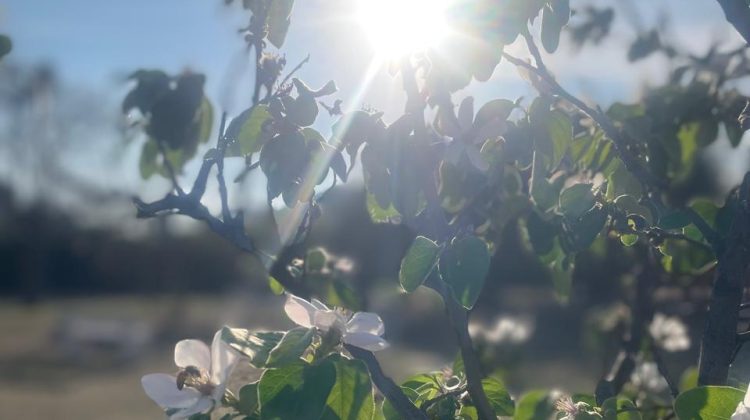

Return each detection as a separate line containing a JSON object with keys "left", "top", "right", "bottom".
{"left": 3, "top": 0, "right": 740, "bottom": 116}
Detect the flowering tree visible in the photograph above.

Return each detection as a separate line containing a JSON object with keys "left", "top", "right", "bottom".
{"left": 124, "top": 0, "right": 750, "bottom": 419}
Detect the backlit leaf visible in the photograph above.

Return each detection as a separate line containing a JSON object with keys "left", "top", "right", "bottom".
{"left": 399, "top": 236, "right": 440, "bottom": 292}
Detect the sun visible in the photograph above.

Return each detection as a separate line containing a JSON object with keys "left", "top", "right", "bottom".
{"left": 356, "top": 0, "right": 452, "bottom": 58}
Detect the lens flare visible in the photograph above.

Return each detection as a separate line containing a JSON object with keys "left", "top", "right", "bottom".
{"left": 356, "top": 0, "right": 452, "bottom": 57}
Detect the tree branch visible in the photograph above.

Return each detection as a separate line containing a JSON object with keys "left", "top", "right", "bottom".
{"left": 420, "top": 385, "right": 467, "bottom": 413}
{"left": 276, "top": 54, "right": 310, "bottom": 94}
{"left": 698, "top": 172, "right": 750, "bottom": 385}
{"left": 399, "top": 58, "right": 496, "bottom": 420}
{"left": 599, "top": 259, "right": 654, "bottom": 402}
{"left": 503, "top": 46, "right": 666, "bottom": 190}
{"left": 215, "top": 112, "right": 232, "bottom": 223}
{"left": 344, "top": 345, "right": 427, "bottom": 420}
{"left": 510, "top": 28, "right": 750, "bottom": 387}
{"left": 715, "top": 0, "right": 750, "bottom": 44}
{"left": 442, "top": 287, "right": 495, "bottom": 420}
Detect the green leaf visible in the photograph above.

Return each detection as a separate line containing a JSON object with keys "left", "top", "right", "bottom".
{"left": 607, "top": 102, "right": 645, "bottom": 122}
{"left": 307, "top": 248, "right": 329, "bottom": 272}
{"left": 620, "top": 234, "right": 638, "bottom": 246}
{"left": 525, "top": 211, "right": 556, "bottom": 255}
{"left": 139, "top": 139, "right": 159, "bottom": 179}
{"left": 541, "top": 4, "right": 563, "bottom": 53}
{"left": 439, "top": 160, "right": 470, "bottom": 213}
{"left": 198, "top": 97, "right": 213, "bottom": 143}
{"left": 606, "top": 159, "right": 642, "bottom": 200}
{"left": 551, "top": 0, "right": 571, "bottom": 26}
{"left": 267, "top": 0, "right": 295, "bottom": 49}
{"left": 366, "top": 193, "right": 400, "bottom": 224}
{"left": 162, "top": 143, "right": 190, "bottom": 175}
{"left": 513, "top": 390, "right": 555, "bottom": 420}
{"left": 439, "top": 235, "right": 491, "bottom": 309}
{"left": 0, "top": 35, "right": 11, "bottom": 60}
{"left": 559, "top": 183, "right": 595, "bottom": 219}
{"left": 659, "top": 210, "right": 691, "bottom": 230}
{"left": 679, "top": 367, "right": 699, "bottom": 393}
{"left": 546, "top": 110, "right": 573, "bottom": 169}
{"left": 474, "top": 99, "right": 516, "bottom": 128}
{"left": 401, "top": 373, "right": 441, "bottom": 398}
{"left": 399, "top": 236, "right": 440, "bottom": 292}
{"left": 602, "top": 397, "right": 641, "bottom": 420}
{"left": 321, "top": 358, "right": 376, "bottom": 420}
{"left": 266, "top": 327, "right": 315, "bottom": 368}
{"left": 258, "top": 359, "right": 336, "bottom": 420}
{"left": 226, "top": 105, "right": 271, "bottom": 156}
{"left": 614, "top": 195, "right": 654, "bottom": 225}
{"left": 725, "top": 120, "right": 744, "bottom": 147}
{"left": 570, "top": 206, "right": 607, "bottom": 251}
{"left": 268, "top": 276, "right": 285, "bottom": 295}
{"left": 690, "top": 199, "right": 720, "bottom": 229}
{"left": 459, "top": 405, "right": 479, "bottom": 420}
{"left": 327, "top": 280, "right": 362, "bottom": 311}
{"left": 541, "top": 238, "right": 575, "bottom": 303}
{"left": 238, "top": 383, "right": 260, "bottom": 415}
{"left": 287, "top": 94, "right": 319, "bottom": 127}
{"left": 302, "top": 127, "right": 326, "bottom": 145}
{"left": 530, "top": 152, "right": 561, "bottom": 212}
{"left": 482, "top": 377, "right": 515, "bottom": 416}
{"left": 221, "top": 327, "right": 284, "bottom": 368}
{"left": 382, "top": 388, "right": 421, "bottom": 420}
{"left": 673, "top": 386, "right": 744, "bottom": 420}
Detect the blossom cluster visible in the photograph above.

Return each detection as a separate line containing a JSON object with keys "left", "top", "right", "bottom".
{"left": 141, "top": 294, "right": 388, "bottom": 419}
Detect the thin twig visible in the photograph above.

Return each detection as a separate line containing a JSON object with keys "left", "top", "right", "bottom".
{"left": 155, "top": 140, "right": 185, "bottom": 196}
{"left": 647, "top": 229, "right": 715, "bottom": 253}
{"left": 344, "top": 345, "right": 427, "bottom": 420}
{"left": 502, "top": 49, "right": 666, "bottom": 190}
{"left": 215, "top": 112, "right": 232, "bottom": 222}
{"left": 684, "top": 208, "right": 723, "bottom": 254}
{"left": 276, "top": 54, "right": 311, "bottom": 93}
{"left": 420, "top": 386, "right": 467, "bottom": 413}
{"left": 233, "top": 160, "right": 261, "bottom": 184}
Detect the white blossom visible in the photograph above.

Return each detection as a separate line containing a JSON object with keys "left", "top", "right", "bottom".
{"left": 732, "top": 386, "right": 750, "bottom": 420}
{"left": 555, "top": 396, "right": 598, "bottom": 420}
{"left": 141, "top": 330, "right": 238, "bottom": 419}
{"left": 284, "top": 293, "right": 388, "bottom": 351}
{"left": 468, "top": 316, "right": 533, "bottom": 345}
{"left": 630, "top": 361, "right": 668, "bottom": 394}
{"left": 649, "top": 313, "right": 690, "bottom": 352}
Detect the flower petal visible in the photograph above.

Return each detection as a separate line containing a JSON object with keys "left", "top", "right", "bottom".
{"left": 210, "top": 329, "right": 238, "bottom": 384}
{"left": 346, "top": 312, "right": 385, "bottom": 336}
{"left": 311, "top": 298, "right": 329, "bottom": 311}
{"left": 169, "top": 397, "right": 213, "bottom": 420}
{"left": 141, "top": 373, "right": 201, "bottom": 409}
{"left": 174, "top": 339, "right": 211, "bottom": 370}
{"left": 343, "top": 332, "right": 389, "bottom": 351}
{"left": 314, "top": 310, "right": 346, "bottom": 332}
{"left": 284, "top": 294, "right": 318, "bottom": 328}
{"left": 733, "top": 402, "right": 750, "bottom": 420}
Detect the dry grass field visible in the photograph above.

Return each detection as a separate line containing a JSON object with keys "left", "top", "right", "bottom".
{"left": 0, "top": 294, "right": 448, "bottom": 419}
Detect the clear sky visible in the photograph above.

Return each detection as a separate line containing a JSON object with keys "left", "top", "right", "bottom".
{"left": 2, "top": 0, "right": 739, "bottom": 107}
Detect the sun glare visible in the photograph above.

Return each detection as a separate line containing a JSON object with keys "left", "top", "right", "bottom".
{"left": 356, "top": 0, "right": 451, "bottom": 57}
